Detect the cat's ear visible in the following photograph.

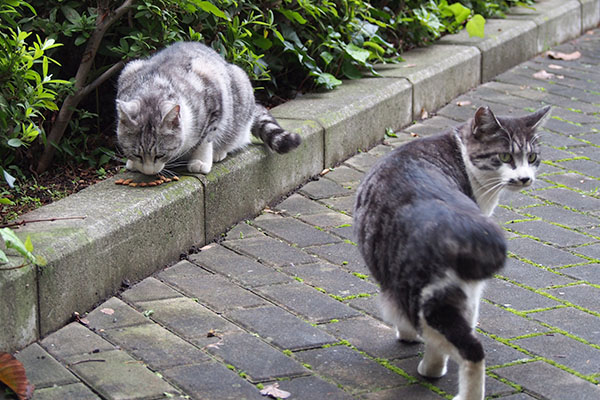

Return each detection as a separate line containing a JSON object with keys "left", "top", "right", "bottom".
{"left": 524, "top": 105, "right": 551, "bottom": 130}
{"left": 116, "top": 100, "right": 139, "bottom": 128}
{"left": 472, "top": 106, "right": 502, "bottom": 139}
{"left": 161, "top": 104, "right": 181, "bottom": 130}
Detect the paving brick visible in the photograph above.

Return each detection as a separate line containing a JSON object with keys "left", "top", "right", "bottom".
{"left": 158, "top": 261, "right": 267, "bottom": 312}
{"left": 134, "top": 297, "right": 242, "bottom": 348}
{"left": 535, "top": 187, "right": 600, "bottom": 212}
{"left": 119, "top": 277, "right": 183, "bottom": 304}
{"left": 320, "top": 195, "right": 357, "bottom": 215}
{"left": 514, "top": 333, "right": 600, "bottom": 375}
{"left": 255, "top": 282, "right": 361, "bottom": 323}
{"left": 306, "top": 242, "right": 369, "bottom": 275}
{"left": 86, "top": 297, "right": 151, "bottom": 331}
{"left": 545, "top": 284, "right": 600, "bottom": 312}
{"left": 499, "top": 258, "right": 576, "bottom": 289}
{"left": 274, "top": 375, "right": 355, "bottom": 400}
{"left": 161, "top": 362, "right": 263, "bottom": 400}
{"left": 530, "top": 307, "right": 600, "bottom": 346}
{"left": 324, "top": 165, "right": 364, "bottom": 186}
{"left": 322, "top": 316, "right": 421, "bottom": 360}
{"left": 253, "top": 214, "right": 341, "bottom": 248}
{"left": 15, "top": 343, "right": 79, "bottom": 389}
{"left": 557, "top": 159, "right": 600, "bottom": 178}
{"left": 507, "top": 237, "right": 586, "bottom": 267}
{"left": 347, "top": 295, "right": 382, "bottom": 320}
{"left": 478, "top": 302, "right": 549, "bottom": 339}
{"left": 522, "top": 205, "right": 599, "bottom": 228}
{"left": 362, "top": 385, "right": 446, "bottom": 400}
{"left": 295, "top": 346, "right": 406, "bottom": 392}
{"left": 285, "top": 262, "right": 377, "bottom": 297}
{"left": 561, "top": 264, "right": 600, "bottom": 285}
{"left": 41, "top": 323, "right": 115, "bottom": 360}
{"left": 99, "top": 323, "right": 211, "bottom": 370}
{"left": 500, "top": 191, "right": 541, "bottom": 209}
{"left": 189, "top": 243, "right": 292, "bottom": 287}
{"left": 206, "top": 331, "right": 307, "bottom": 382}
{"left": 484, "top": 278, "right": 561, "bottom": 311}
{"left": 299, "top": 178, "right": 353, "bottom": 200}
{"left": 344, "top": 152, "right": 380, "bottom": 173}
{"left": 393, "top": 356, "right": 513, "bottom": 398}
{"left": 226, "top": 305, "right": 337, "bottom": 351}
{"left": 224, "top": 221, "right": 264, "bottom": 241}
{"left": 274, "top": 193, "right": 332, "bottom": 216}
{"left": 31, "top": 383, "right": 101, "bottom": 400}
{"left": 223, "top": 235, "right": 317, "bottom": 267}
{"left": 545, "top": 173, "right": 600, "bottom": 194}
{"left": 495, "top": 361, "right": 600, "bottom": 400}
{"left": 507, "top": 220, "right": 591, "bottom": 247}
{"left": 480, "top": 334, "right": 531, "bottom": 367}
{"left": 67, "top": 350, "right": 178, "bottom": 399}
{"left": 571, "top": 243, "right": 600, "bottom": 260}
{"left": 297, "top": 212, "right": 354, "bottom": 230}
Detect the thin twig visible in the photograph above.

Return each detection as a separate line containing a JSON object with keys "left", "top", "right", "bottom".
{"left": 0, "top": 262, "right": 29, "bottom": 271}
{"left": 70, "top": 359, "right": 106, "bottom": 366}
{"left": 1, "top": 216, "right": 86, "bottom": 229}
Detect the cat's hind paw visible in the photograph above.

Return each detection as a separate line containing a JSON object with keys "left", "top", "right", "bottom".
{"left": 187, "top": 160, "right": 212, "bottom": 174}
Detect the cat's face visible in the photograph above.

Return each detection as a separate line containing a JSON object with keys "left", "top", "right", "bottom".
{"left": 116, "top": 99, "right": 183, "bottom": 175}
{"left": 462, "top": 106, "right": 551, "bottom": 192}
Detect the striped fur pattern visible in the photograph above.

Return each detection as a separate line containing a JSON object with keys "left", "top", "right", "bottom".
{"left": 354, "top": 106, "right": 550, "bottom": 400}
{"left": 116, "top": 42, "right": 301, "bottom": 175}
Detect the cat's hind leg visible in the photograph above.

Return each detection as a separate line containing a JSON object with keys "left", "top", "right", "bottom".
{"left": 187, "top": 141, "right": 214, "bottom": 174}
{"left": 378, "top": 290, "right": 421, "bottom": 342}
{"left": 420, "top": 286, "right": 485, "bottom": 400}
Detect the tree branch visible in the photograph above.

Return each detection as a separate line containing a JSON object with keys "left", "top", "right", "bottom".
{"left": 36, "top": 0, "right": 136, "bottom": 174}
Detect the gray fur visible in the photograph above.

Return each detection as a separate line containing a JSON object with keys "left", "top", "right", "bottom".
{"left": 116, "top": 42, "right": 301, "bottom": 175}
{"left": 354, "top": 106, "right": 550, "bottom": 400}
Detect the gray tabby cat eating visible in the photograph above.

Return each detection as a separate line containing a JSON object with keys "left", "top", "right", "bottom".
{"left": 115, "top": 42, "right": 301, "bottom": 175}
{"left": 354, "top": 106, "right": 550, "bottom": 400}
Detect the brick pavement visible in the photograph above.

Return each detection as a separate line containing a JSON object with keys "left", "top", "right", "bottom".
{"left": 12, "top": 30, "right": 600, "bottom": 400}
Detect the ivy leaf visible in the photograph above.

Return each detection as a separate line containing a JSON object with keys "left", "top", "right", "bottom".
{"left": 466, "top": 15, "right": 485, "bottom": 38}
{"left": 0, "top": 229, "right": 36, "bottom": 265}
{"left": 0, "top": 250, "right": 8, "bottom": 264}
{"left": 342, "top": 61, "right": 362, "bottom": 80}
{"left": 194, "top": 1, "right": 229, "bottom": 20}
{"left": 314, "top": 72, "right": 342, "bottom": 90}
{"left": 446, "top": 3, "right": 471, "bottom": 25}
{"left": 345, "top": 43, "right": 370, "bottom": 64}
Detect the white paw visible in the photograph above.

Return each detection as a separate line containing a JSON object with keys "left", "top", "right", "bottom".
{"left": 418, "top": 359, "right": 447, "bottom": 379}
{"left": 214, "top": 150, "right": 228, "bottom": 163}
{"left": 125, "top": 159, "right": 135, "bottom": 170}
{"left": 396, "top": 328, "right": 422, "bottom": 343}
{"left": 187, "top": 159, "right": 212, "bottom": 174}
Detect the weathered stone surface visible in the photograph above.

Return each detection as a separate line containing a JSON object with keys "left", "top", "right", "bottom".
{"left": 67, "top": 350, "right": 178, "bottom": 399}
{"left": 507, "top": 237, "right": 586, "bottom": 267}
{"left": 223, "top": 235, "right": 317, "bottom": 267}
{"left": 484, "top": 278, "right": 561, "bottom": 311}
{"left": 478, "top": 302, "right": 549, "bottom": 339}
{"left": 285, "top": 263, "right": 377, "bottom": 297}
{"left": 495, "top": 361, "right": 600, "bottom": 399}
{"left": 15, "top": 343, "right": 79, "bottom": 388}
{"left": 498, "top": 258, "right": 576, "bottom": 289}
{"left": 530, "top": 307, "right": 600, "bottom": 345}
{"left": 200, "top": 119, "right": 324, "bottom": 241}
{"left": 119, "top": 276, "right": 183, "bottom": 304}
{"left": 0, "top": 265, "right": 37, "bottom": 352}
{"left": 295, "top": 346, "right": 406, "bottom": 392}
{"left": 86, "top": 297, "right": 151, "bottom": 331}
{"left": 253, "top": 214, "right": 341, "bottom": 248}
{"left": 439, "top": 18, "right": 538, "bottom": 82}
{"left": 161, "top": 362, "right": 263, "bottom": 400}
{"left": 272, "top": 77, "right": 413, "bottom": 166}
{"left": 255, "top": 282, "right": 361, "bottom": 323}
{"left": 226, "top": 305, "right": 337, "bottom": 350}
{"left": 206, "top": 332, "right": 308, "bottom": 382}
{"left": 31, "top": 383, "right": 101, "bottom": 400}
{"left": 377, "top": 44, "right": 480, "bottom": 119}
{"left": 40, "top": 323, "right": 115, "bottom": 360}
{"left": 274, "top": 375, "right": 355, "bottom": 400}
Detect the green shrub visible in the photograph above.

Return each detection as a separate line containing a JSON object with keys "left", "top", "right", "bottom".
{"left": 0, "top": 0, "right": 535, "bottom": 177}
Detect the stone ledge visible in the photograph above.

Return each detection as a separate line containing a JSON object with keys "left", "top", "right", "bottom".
{"left": 0, "top": 1, "right": 594, "bottom": 352}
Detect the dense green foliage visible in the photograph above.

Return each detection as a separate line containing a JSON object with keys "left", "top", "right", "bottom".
{"left": 0, "top": 0, "right": 534, "bottom": 182}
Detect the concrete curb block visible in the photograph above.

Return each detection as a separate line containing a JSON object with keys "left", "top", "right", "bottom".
{"left": 1, "top": 1, "right": 598, "bottom": 352}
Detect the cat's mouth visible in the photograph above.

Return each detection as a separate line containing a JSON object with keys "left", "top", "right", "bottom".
{"left": 507, "top": 177, "right": 534, "bottom": 190}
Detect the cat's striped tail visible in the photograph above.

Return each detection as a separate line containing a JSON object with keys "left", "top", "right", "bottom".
{"left": 252, "top": 104, "right": 301, "bottom": 153}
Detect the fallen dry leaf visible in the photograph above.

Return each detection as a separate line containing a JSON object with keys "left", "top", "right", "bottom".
{"left": 403, "top": 63, "right": 417, "bottom": 68}
{"left": 546, "top": 50, "right": 581, "bottom": 61}
{"left": 260, "top": 383, "right": 291, "bottom": 399}
{"left": 533, "top": 70, "right": 554, "bottom": 80}
{"left": 100, "top": 308, "right": 114, "bottom": 316}
{"left": 0, "top": 353, "right": 34, "bottom": 400}
{"left": 410, "top": 132, "right": 419, "bottom": 138}
{"left": 556, "top": 75, "right": 564, "bottom": 80}
{"left": 456, "top": 100, "right": 472, "bottom": 107}
{"left": 548, "top": 64, "right": 563, "bottom": 70}
{"left": 420, "top": 108, "right": 429, "bottom": 120}
{"left": 319, "top": 168, "right": 330, "bottom": 176}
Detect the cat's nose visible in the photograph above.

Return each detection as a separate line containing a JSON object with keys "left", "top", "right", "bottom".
{"left": 519, "top": 177, "right": 532, "bottom": 186}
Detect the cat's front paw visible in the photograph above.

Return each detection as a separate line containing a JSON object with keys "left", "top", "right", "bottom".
{"left": 125, "top": 159, "right": 135, "bottom": 171}
{"left": 187, "top": 159, "right": 212, "bottom": 174}
{"left": 213, "top": 150, "right": 228, "bottom": 163}
{"left": 418, "top": 359, "right": 447, "bottom": 379}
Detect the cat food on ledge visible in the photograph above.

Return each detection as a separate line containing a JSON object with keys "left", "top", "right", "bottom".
{"left": 114, "top": 175, "right": 179, "bottom": 187}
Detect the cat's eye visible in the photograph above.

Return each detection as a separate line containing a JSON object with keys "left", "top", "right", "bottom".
{"left": 527, "top": 153, "right": 538, "bottom": 163}
{"left": 498, "top": 153, "right": 512, "bottom": 163}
